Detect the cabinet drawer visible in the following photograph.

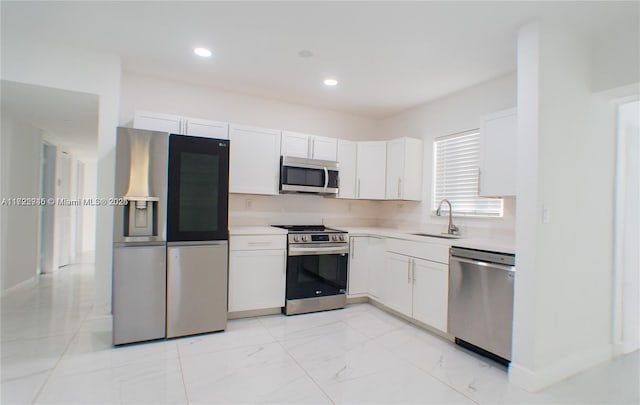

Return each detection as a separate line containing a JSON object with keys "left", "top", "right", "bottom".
{"left": 230, "top": 235, "right": 286, "bottom": 251}
{"left": 386, "top": 238, "right": 449, "bottom": 264}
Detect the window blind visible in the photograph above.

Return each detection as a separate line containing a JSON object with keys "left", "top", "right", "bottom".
{"left": 433, "top": 130, "right": 503, "bottom": 216}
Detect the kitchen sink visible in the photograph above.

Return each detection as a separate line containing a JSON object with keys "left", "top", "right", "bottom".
{"left": 411, "top": 232, "right": 463, "bottom": 239}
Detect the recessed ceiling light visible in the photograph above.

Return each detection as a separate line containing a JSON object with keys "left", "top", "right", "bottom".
{"left": 194, "top": 47, "right": 212, "bottom": 57}
{"left": 323, "top": 78, "right": 338, "bottom": 86}
{"left": 298, "top": 49, "right": 313, "bottom": 58}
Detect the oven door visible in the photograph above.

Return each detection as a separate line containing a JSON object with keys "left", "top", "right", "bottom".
{"left": 286, "top": 245, "right": 348, "bottom": 300}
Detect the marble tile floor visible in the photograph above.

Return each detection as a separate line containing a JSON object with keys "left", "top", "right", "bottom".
{"left": 1, "top": 261, "right": 638, "bottom": 404}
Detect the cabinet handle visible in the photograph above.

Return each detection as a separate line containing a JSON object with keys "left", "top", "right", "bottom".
{"left": 477, "top": 168, "right": 481, "bottom": 195}
{"left": 248, "top": 242, "right": 272, "bottom": 246}
{"left": 411, "top": 259, "right": 415, "bottom": 284}
{"left": 184, "top": 120, "right": 188, "bottom": 134}
{"left": 350, "top": 239, "right": 355, "bottom": 259}
{"left": 310, "top": 140, "right": 314, "bottom": 158}
{"left": 407, "top": 260, "right": 411, "bottom": 283}
{"left": 357, "top": 179, "right": 361, "bottom": 198}
{"left": 397, "top": 178, "right": 402, "bottom": 198}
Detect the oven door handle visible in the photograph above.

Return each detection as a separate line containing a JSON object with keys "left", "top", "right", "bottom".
{"left": 289, "top": 246, "right": 349, "bottom": 256}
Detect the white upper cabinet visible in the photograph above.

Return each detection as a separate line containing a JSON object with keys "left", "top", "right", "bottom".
{"left": 337, "top": 140, "right": 357, "bottom": 199}
{"left": 280, "top": 131, "right": 310, "bottom": 158}
{"left": 356, "top": 141, "right": 387, "bottom": 199}
{"left": 479, "top": 108, "right": 517, "bottom": 197}
{"left": 133, "top": 111, "right": 229, "bottom": 139}
{"left": 281, "top": 131, "right": 337, "bottom": 161}
{"left": 311, "top": 136, "right": 338, "bottom": 161}
{"left": 134, "top": 111, "right": 182, "bottom": 133}
{"left": 385, "top": 137, "right": 423, "bottom": 200}
{"left": 183, "top": 117, "right": 229, "bottom": 139}
{"left": 228, "top": 125, "right": 281, "bottom": 195}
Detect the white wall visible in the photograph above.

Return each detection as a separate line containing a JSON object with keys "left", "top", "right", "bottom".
{"left": 376, "top": 73, "right": 517, "bottom": 238}
{"left": 120, "top": 72, "right": 379, "bottom": 141}
{"left": 1, "top": 36, "right": 121, "bottom": 315}
{"left": 0, "top": 112, "right": 42, "bottom": 292}
{"left": 510, "top": 21, "right": 617, "bottom": 391}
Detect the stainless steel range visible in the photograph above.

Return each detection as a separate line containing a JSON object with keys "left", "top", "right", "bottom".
{"left": 273, "top": 225, "right": 349, "bottom": 315}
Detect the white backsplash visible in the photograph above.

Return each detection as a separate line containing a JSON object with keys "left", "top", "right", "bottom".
{"left": 229, "top": 193, "right": 516, "bottom": 242}
{"left": 229, "top": 193, "right": 380, "bottom": 228}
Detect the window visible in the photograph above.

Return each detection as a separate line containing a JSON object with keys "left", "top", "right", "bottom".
{"left": 433, "top": 130, "right": 502, "bottom": 217}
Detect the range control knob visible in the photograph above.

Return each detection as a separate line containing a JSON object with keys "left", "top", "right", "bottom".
{"left": 293, "top": 235, "right": 300, "bottom": 242}
{"left": 331, "top": 235, "right": 337, "bottom": 241}
{"left": 303, "top": 235, "right": 310, "bottom": 242}
{"left": 339, "top": 234, "right": 345, "bottom": 241}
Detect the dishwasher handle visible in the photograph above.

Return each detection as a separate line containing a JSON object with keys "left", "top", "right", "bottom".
{"left": 450, "top": 256, "right": 515, "bottom": 272}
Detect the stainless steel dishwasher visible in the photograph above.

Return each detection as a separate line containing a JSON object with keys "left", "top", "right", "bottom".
{"left": 447, "top": 247, "right": 515, "bottom": 364}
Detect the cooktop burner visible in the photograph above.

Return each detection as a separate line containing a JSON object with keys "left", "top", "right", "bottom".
{"left": 272, "top": 225, "right": 344, "bottom": 233}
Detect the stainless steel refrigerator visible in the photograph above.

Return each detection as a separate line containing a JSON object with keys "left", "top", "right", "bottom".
{"left": 113, "top": 128, "right": 168, "bottom": 345}
{"left": 112, "top": 128, "right": 230, "bottom": 345}
{"left": 165, "top": 134, "right": 229, "bottom": 338}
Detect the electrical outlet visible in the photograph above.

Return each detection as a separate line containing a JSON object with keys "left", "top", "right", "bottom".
{"left": 245, "top": 199, "right": 253, "bottom": 209}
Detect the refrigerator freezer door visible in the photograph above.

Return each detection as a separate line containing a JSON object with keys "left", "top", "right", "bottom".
{"left": 166, "top": 242, "right": 228, "bottom": 338}
{"left": 113, "top": 244, "right": 166, "bottom": 345}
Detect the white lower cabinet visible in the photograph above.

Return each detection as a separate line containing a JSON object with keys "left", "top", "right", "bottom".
{"left": 383, "top": 239, "right": 450, "bottom": 333}
{"left": 347, "top": 237, "right": 369, "bottom": 295}
{"left": 384, "top": 252, "right": 413, "bottom": 317}
{"left": 347, "top": 236, "right": 385, "bottom": 299}
{"left": 228, "top": 235, "right": 286, "bottom": 312}
{"left": 412, "top": 258, "right": 448, "bottom": 332}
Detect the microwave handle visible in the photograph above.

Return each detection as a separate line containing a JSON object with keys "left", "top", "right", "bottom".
{"left": 323, "top": 167, "right": 329, "bottom": 189}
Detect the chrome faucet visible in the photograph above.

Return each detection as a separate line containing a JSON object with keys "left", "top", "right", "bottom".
{"left": 436, "top": 199, "right": 459, "bottom": 235}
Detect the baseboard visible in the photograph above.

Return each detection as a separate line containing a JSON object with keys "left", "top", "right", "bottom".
{"left": 509, "top": 344, "right": 612, "bottom": 392}
{"left": 1, "top": 276, "right": 36, "bottom": 297}
{"left": 346, "top": 295, "right": 369, "bottom": 304}
{"left": 228, "top": 307, "right": 281, "bottom": 319}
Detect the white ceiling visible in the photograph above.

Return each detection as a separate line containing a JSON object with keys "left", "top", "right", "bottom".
{"left": 1, "top": 1, "right": 637, "bottom": 119}
{"left": 1, "top": 80, "right": 99, "bottom": 159}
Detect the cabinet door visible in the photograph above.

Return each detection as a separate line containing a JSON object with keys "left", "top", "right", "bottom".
{"left": 385, "top": 139, "right": 404, "bottom": 199}
{"left": 412, "top": 258, "right": 449, "bottom": 332}
{"left": 229, "top": 125, "right": 281, "bottom": 195}
{"left": 311, "top": 136, "right": 338, "bottom": 161}
{"left": 228, "top": 249, "right": 286, "bottom": 312}
{"left": 385, "top": 138, "right": 423, "bottom": 201}
{"left": 367, "top": 237, "right": 386, "bottom": 300}
{"left": 337, "top": 140, "right": 357, "bottom": 199}
{"left": 184, "top": 118, "right": 229, "bottom": 139}
{"left": 347, "top": 237, "right": 369, "bottom": 295}
{"left": 383, "top": 252, "right": 413, "bottom": 317}
{"left": 479, "top": 109, "right": 517, "bottom": 197}
{"left": 356, "top": 141, "right": 387, "bottom": 199}
{"left": 134, "top": 111, "right": 182, "bottom": 133}
{"left": 281, "top": 131, "right": 311, "bottom": 158}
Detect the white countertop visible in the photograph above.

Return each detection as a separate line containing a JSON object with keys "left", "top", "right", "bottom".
{"left": 229, "top": 225, "right": 515, "bottom": 254}
{"left": 229, "top": 226, "right": 288, "bottom": 236}
{"left": 338, "top": 226, "right": 515, "bottom": 254}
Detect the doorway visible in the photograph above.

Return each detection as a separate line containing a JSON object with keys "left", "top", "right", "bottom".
{"left": 39, "top": 142, "right": 57, "bottom": 274}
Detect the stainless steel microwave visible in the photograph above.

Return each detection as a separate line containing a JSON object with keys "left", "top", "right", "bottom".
{"left": 279, "top": 156, "right": 339, "bottom": 195}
